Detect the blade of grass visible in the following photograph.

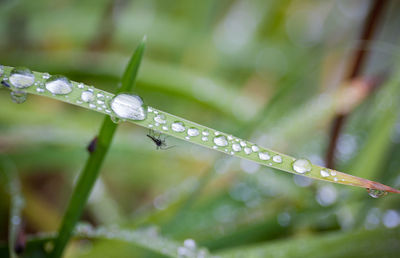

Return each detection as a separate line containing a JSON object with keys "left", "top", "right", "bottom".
{"left": 0, "top": 157, "right": 25, "bottom": 258}
{"left": 49, "top": 37, "right": 146, "bottom": 258}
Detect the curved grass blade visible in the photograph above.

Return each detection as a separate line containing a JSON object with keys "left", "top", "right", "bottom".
{"left": 1, "top": 64, "right": 399, "bottom": 201}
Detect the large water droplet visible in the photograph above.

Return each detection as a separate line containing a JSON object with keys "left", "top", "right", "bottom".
{"left": 232, "top": 143, "right": 241, "bottom": 152}
{"left": 45, "top": 75, "right": 72, "bottom": 95}
{"left": 154, "top": 114, "right": 166, "bottom": 124}
{"left": 213, "top": 135, "right": 228, "bottom": 146}
{"left": 187, "top": 127, "right": 199, "bottom": 137}
{"left": 9, "top": 67, "right": 35, "bottom": 88}
{"left": 367, "top": 188, "right": 387, "bottom": 199}
{"left": 10, "top": 91, "right": 27, "bottom": 104}
{"left": 292, "top": 159, "right": 312, "bottom": 173}
{"left": 171, "top": 121, "right": 185, "bottom": 132}
{"left": 110, "top": 93, "right": 147, "bottom": 120}
{"left": 258, "top": 152, "right": 270, "bottom": 160}
{"left": 272, "top": 155, "right": 282, "bottom": 163}
{"left": 81, "top": 91, "right": 94, "bottom": 102}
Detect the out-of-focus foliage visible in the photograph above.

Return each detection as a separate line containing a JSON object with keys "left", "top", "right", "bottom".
{"left": 1, "top": 0, "right": 400, "bottom": 257}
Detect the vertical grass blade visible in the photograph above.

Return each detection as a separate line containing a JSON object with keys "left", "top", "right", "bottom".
{"left": 50, "top": 38, "right": 146, "bottom": 258}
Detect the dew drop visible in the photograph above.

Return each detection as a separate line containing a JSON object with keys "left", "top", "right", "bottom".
{"left": 258, "top": 152, "right": 270, "bottom": 160}
{"left": 187, "top": 127, "right": 199, "bottom": 137}
{"left": 228, "top": 135, "right": 234, "bottom": 140}
{"left": 244, "top": 147, "right": 252, "bottom": 155}
{"left": 292, "top": 159, "right": 312, "bottom": 174}
{"left": 77, "top": 83, "right": 84, "bottom": 89}
{"left": 272, "top": 155, "right": 282, "bottom": 163}
{"left": 251, "top": 145, "right": 259, "bottom": 152}
{"left": 232, "top": 143, "right": 241, "bottom": 152}
{"left": 320, "top": 169, "right": 330, "bottom": 177}
{"left": 9, "top": 67, "right": 35, "bottom": 88}
{"left": 367, "top": 188, "right": 387, "bottom": 199}
{"left": 154, "top": 114, "right": 166, "bottom": 124}
{"left": 213, "top": 135, "right": 228, "bottom": 146}
{"left": 110, "top": 93, "right": 147, "bottom": 120}
{"left": 81, "top": 91, "right": 94, "bottom": 102}
{"left": 97, "top": 93, "right": 104, "bottom": 99}
{"left": 10, "top": 91, "right": 27, "bottom": 104}
{"left": 97, "top": 100, "right": 104, "bottom": 105}
{"left": 110, "top": 116, "right": 122, "bottom": 124}
{"left": 202, "top": 130, "right": 209, "bottom": 136}
{"left": 171, "top": 121, "right": 186, "bottom": 132}
{"left": 0, "top": 65, "right": 3, "bottom": 76}
{"left": 45, "top": 76, "right": 72, "bottom": 95}
{"left": 162, "top": 126, "right": 168, "bottom": 131}
{"left": 201, "top": 136, "right": 208, "bottom": 142}
{"left": 183, "top": 239, "right": 196, "bottom": 250}
{"left": 36, "top": 88, "right": 45, "bottom": 93}
{"left": 240, "top": 141, "right": 246, "bottom": 147}
{"left": 330, "top": 171, "right": 337, "bottom": 176}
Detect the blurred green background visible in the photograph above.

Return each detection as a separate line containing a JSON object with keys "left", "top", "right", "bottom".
{"left": 1, "top": 0, "right": 400, "bottom": 257}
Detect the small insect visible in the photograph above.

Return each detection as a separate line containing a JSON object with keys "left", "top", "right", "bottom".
{"left": 146, "top": 129, "right": 174, "bottom": 150}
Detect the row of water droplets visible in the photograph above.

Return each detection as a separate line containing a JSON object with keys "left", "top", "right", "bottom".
{"left": 0, "top": 66, "right": 388, "bottom": 198}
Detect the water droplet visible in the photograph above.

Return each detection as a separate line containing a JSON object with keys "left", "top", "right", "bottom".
{"left": 272, "top": 155, "right": 282, "bottom": 163}
{"left": 110, "top": 93, "right": 147, "bottom": 120}
{"left": 214, "top": 131, "right": 220, "bottom": 136}
{"left": 201, "top": 136, "right": 208, "bottom": 141}
{"left": 162, "top": 126, "right": 168, "bottom": 131}
{"left": 81, "top": 91, "right": 94, "bottom": 102}
{"left": 292, "top": 159, "right": 312, "bottom": 174}
{"left": 77, "top": 83, "right": 84, "bottom": 89}
{"left": 213, "top": 135, "right": 228, "bottom": 146}
{"left": 228, "top": 135, "right": 234, "bottom": 140}
{"left": 10, "top": 91, "right": 27, "bottom": 104}
{"left": 251, "top": 145, "right": 259, "bottom": 152}
{"left": 97, "top": 93, "right": 104, "bottom": 99}
{"left": 258, "top": 152, "right": 270, "bottom": 160}
{"left": 334, "top": 177, "right": 338, "bottom": 182}
{"left": 171, "top": 121, "right": 186, "bottom": 132}
{"left": 9, "top": 67, "right": 35, "bottom": 88}
{"left": 0, "top": 65, "right": 3, "bottom": 76}
{"left": 367, "top": 188, "right": 387, "bottom": 198}
{"left": 187, "top": 127, "right": 199, "bottom": 136}
{"left": 154, "top": 114, "right": 166, "bottom": 124}
{"left": 110, "top": 116, "right": 122, "bottom": 124}
{"left": 320, "top": 169, "right": 330, "bottom": 177}
{"left": 240, "top": 141, "right": 246, "bottom": 147}
{"left": 36, "top": 88, "right": 45, "bottom": 93}
{"left": 148, "top": 107, "right": 153, "bottom": 112}
{"left": 97, "top": 100, "right": 104, "bottom": 105}
{"left": 183, "top": 239, "right": 196, "bottom": 250}
{"left": 202, "top": 130, "right": 209, "bottom": 136}
{"left": 330, "top": 171, "right": 337, "bottom": 176}
{"left": 244, "top": 147, "right": 252, "bottom": 154}
{"left": 42, "top": 73, "right": 50, "bottom": 79}
{"left": 45, "top": 75, "right": 72, "bottom": 95}
{"left": 232, "top": 143, "right": 241, "bottom": 152}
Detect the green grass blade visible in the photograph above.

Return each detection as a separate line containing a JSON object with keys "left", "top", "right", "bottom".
{"left": 49, "top": 38, "right": 146, "bottom": 258}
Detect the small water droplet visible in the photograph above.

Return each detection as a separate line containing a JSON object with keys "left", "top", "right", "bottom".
{"left": 240, "top": 141, "right": 246, "bottom": 147}
{"left": 110, "top": 93, "right": 147, "bottom": 120}
{"left": 202, "top": 130, "right": 209, "bottom": 136}
{"left": 9, "top": 67, "right": 35, "bottom": 88}
{"left": 334, "top": 177, "right": 338, "bottom": 182}
{"left": 367, "top": 188, "right": 387, "bottom": 198}
{"left": 81, "top": 91, "right": 94, "bottom": 102}
{"left": 148, "top": 107, "right": 153, "bottom": 112}
{"left": 258, "top": 152, "right": 270, "bottom": 160}
{"left": 251, "top": 145, "right": 259, "bottom": 152}
{"left": 171, "top": 121, "right": 186, "bottom": 132}
{"left": 244, "top": 147, "right": 252, "bottom": 154}
{"left": 320, "top": 169, "right": 330, "bottom": 177}
{"left": 45, "top": 75, "right": 72, "bottom": 95}
{"left": 232, "top": 143, "right": 241, "bottom": 152}
{"left": 10, "top": 91, "right": 27, "bottom": 104}
{"left": 214, "top": 131, "right": 220, "bottom": 136}
{"left": 36, "top": 88, "right": 45, "bottom": 93}
{"left": 0, "top": 65, "right": 4, "bottom": 76}
{"left": 154, "top": 114, "right": 166, "bottom": 124}
{"left": 272, "top": 155, "right": 282, "bottom": 163}
{"left": 187, "top": 128, "right": 199, "bottom": 137}
{"left": 292, "top": 159, "right": 312, "bottom": 174}
{"left": 42, "top": 73, "right": 50, "bottom": 79}
{"left": 228, "top": 135, "right": 234, "bottom": 140}
{"left": 77, "top": 83, "right": 84, "bottom": 89}
{"left": 89, "top": 103, "right": 96, "bottom": 109}
{"left": 110, "top": 116, "right": 122, "bottom": 124}
{"left": 183, "top": 239, "right": 196, "bottom": 250}
{"left": 214, "top": 135, "right": 228, "bottom": 146}
{"left": 97, "top": 100, "right": 104, "bottom": 105}
{"left": 97, "top": 93, "right": 104, "bottom": 99}
{"left": 201, "top": 136, "right": 208, "bottom": 141}
{"left": 162, "top": 126, "right": 168, "bottom": 131}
